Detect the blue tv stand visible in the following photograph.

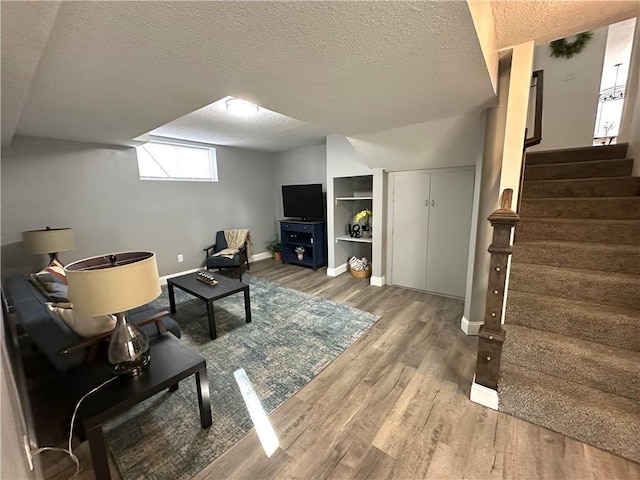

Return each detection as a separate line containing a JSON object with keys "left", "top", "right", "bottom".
{"left": 280, "top": 219, "right": 326, "bottom": 270}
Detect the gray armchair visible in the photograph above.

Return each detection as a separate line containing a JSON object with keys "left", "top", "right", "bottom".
{"left": 203, "top": 230, "right": 250, "bottom": 281}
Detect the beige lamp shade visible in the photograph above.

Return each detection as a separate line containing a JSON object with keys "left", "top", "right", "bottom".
{"left": 64, "top": 251, "right": 161, "bottom": 317}
{"left": 23, "top": 227, "right": 74, "bottom": 254}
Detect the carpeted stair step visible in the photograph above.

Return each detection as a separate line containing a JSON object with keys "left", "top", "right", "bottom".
{"left": 516, "top": 218, "right": 640, "bottom": 245}
{"left": 509, "top": 262, "right": 640, "bottom": 310}
{"left": 505, "top": 291, "right": 640, "bottom": 352}
{"left": 525, "top": 144, "right": 628, "bottom": 166}
{"left": 522, "top": 176, "right": 640, "bottom": 198}
{"left": 513, "top": 241, "right": 640, "bottom": 275}
{"left": 502, "top": 324, "right": 640, "bottom": 400}
{"left": 520, "top": 197, "right": 640, "bottom": 219}
{"left": 498, "top": 362, "right": 640, "bottom": 463}
{"left": 524, "top": 158, "right": 633, "bottom": 181}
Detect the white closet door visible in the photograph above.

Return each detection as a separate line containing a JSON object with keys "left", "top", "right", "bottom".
{"left": 426, "top": 169, "right": 475, "bottom": 297}
{"left": 391, "top": 172, "right": 430, "bottom": 290}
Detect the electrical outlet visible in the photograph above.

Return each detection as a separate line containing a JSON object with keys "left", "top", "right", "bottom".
{"left": 177, "top": 254, "right": 184, "bottom": 263}
{"left": 23, "top": 435, "right": 34, "bottom": 470}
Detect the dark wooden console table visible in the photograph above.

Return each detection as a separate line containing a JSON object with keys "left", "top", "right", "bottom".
{"left": 73, "top": 334, "right": 211, "bottom": 480}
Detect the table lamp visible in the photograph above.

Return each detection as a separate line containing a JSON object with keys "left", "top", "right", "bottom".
{"left": 23, "top": 226, "right": 75, "bottom": 265}
{"left": 64, "top": 251, "right": 161, "bottom": 375}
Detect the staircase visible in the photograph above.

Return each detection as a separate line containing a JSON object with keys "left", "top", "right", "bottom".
{"left": 498, "top": 144, "right": 640, "bottom": 462}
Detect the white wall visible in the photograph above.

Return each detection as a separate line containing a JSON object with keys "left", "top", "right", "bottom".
{"left": 499, "top": 41, "right": 535, "bottom": 202}
{"left": 467, "top": 0, "right": 499, "bottom": 94}
{"left": 619, "top": 18, "right": 640, "bottom": 175}
{"left": 348, "top": 110, "right": 487, "bottom": 172}
{"left": 629, "top": 75, "right": 640, "bottom": 177}
{"left": 1, "top": 136, "right": 277, "bottom": 277}
{"left": 529, "top": 27, "right": 609, "bottom": 151}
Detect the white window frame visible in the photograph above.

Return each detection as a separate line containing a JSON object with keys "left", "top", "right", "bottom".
{"left": 136, "top": 138, "right": 218, "bottom": 182}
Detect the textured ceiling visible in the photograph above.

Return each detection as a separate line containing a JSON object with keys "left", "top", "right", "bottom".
{"left": 150, "top": 97, "right": 328, "bottom": 152}
{"left": 0, "top": 1, "right": 60, "bottom": 146}
{"left": 2, "top": 1, "right": 638, "bottom": 151}
{"left": 2, "top": 1, "right": 495, "bottom": 149}
{"left": 491, "top": 0, "right": 639, "bottom": 49}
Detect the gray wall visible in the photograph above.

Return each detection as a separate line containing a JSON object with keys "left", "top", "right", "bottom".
{"left": 1, "top": 136, "right": 277, "bottom": 277}
{"left": 272, "top": 144, "right": 327, "bottom": 239}
{"left": 466, "top": 56, "right": 511, "bottom": 331}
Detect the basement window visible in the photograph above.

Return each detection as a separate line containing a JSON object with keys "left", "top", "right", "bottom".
{"left": 136, "top": 140, "right": 218, "bottom": 182}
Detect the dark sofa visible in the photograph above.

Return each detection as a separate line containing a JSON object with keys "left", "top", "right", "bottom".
{"left": 3, "top": 274, "right": 181, "bottom": 373}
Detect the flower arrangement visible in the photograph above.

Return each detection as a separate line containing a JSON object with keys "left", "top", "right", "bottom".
{"left": 354, "top": 209, "right": 372, "bottom": 225}
{"left": 294, "top": 246, "right": 305, "bottom": 254}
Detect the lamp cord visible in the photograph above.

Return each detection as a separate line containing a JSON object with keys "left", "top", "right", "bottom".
{"left": 30, "top": 375, "right": 119, "bottom": 480}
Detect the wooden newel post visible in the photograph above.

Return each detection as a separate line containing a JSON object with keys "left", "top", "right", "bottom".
{"left": 475, "top": 189, "right": 519, "bottom": 390}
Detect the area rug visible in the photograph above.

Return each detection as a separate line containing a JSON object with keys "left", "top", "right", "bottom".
{"left": 103, "top": 274, "right": 380, "bottom": 480}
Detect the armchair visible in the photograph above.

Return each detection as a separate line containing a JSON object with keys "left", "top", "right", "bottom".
{"left": 204, "top": 230, "right": 251, "bottom": 281}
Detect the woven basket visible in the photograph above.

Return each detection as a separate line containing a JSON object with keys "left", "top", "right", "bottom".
{"left": 349, "top": 266, "right": 372, "bottom": 278}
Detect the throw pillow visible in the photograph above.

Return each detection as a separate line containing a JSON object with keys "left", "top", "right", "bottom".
{"left": 30, "top": 260, "right": 69, "bottom": 302}
{"left": 47, "top": 304, "right": 116, "bottom": 338}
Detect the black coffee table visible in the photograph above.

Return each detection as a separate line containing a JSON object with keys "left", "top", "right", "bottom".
{"left": 73, "top": 334, "right": 211, "bottom": 480}
{"left": 167, "top": 271, "right": 251, "bottom": 339}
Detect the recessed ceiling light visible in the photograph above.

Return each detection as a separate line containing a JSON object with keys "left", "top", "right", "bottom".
{"left": 225, "top": 98, "right": 259, "bottom": 116}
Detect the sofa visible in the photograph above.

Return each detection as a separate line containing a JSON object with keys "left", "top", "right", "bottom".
{"left": 3, "top": 274, "right": 181, "bottom": 373}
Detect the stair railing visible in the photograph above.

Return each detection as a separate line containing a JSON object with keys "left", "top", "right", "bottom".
{"left": 517, "top": 69, "right": 544, "bottom": 215}
{"left": 474, "top": 188, "right": 520, "bottom": 390}
{"left": 513, "top": 69, "right": 544, "bottom": 238}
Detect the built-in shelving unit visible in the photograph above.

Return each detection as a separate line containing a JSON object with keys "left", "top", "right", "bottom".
{"left": 335, "top": 234, "right": 373, "bottom": 244}
{"left": 332, "top": 175, "right": 374, "bottom": 278}
{"left": 335, "top": 196, "right": 374, "bottom": 202}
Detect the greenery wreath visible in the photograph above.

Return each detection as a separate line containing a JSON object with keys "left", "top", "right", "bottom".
{"left": 550, "top": 32, "right": 593, "bottom": 58}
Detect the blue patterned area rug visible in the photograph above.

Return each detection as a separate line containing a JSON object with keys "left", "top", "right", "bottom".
{"left": 103, "top": 274, "right": 379, "bottom": 480}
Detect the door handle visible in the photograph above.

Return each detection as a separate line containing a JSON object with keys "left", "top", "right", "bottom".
{"left": 431, "top": 199, "right": 435, "bottom": 207}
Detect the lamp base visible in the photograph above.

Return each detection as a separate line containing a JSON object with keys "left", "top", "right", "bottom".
{"left": 112, "top": 352, "right": 151, "bottom": 376}
{"left": 108, "top": 312, "right": 151, "bottom": 376}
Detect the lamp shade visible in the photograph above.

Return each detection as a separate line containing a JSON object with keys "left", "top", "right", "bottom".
{"left": 64, "top": 251, "right": 161, "bottom": 317}
{"left": 23, "top": 227, "right": 74, "bottom": 255}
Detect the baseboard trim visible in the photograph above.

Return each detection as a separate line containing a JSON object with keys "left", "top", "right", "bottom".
{"left": 159, "top": 268, "right": 201, "bottom": 285}
{"left": 461, "top": 316, "right": 483, "bottom": 336}
{"left": 370, "top": 275, "right": 385, "bottom": 287}
{"left": 250, "top": 252, "right": 272, "bottom": 263}
{"left": 326, "top": 263, "right": 348, "bottom": 277}
{"left": 470, "top": 375, "right": 499, "bottom": 410}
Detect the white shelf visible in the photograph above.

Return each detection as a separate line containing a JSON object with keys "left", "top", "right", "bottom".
{"left": 335, "top": 196, "right": 373, "bottom": 202}
{"left": 336, "top": 235, "right": 373, "bottom": 244}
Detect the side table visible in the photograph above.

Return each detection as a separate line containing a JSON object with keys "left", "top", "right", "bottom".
{"left": 72, "top": 334, "right": 211, "bottom": 480}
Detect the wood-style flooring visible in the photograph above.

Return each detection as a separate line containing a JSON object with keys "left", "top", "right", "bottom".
{"left": 43, "top": 260, "right": 640, "bottom": 480}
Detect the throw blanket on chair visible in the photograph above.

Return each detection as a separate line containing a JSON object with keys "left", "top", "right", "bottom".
{"left": 212, "top": 229, "right": 252, "bottom": 259}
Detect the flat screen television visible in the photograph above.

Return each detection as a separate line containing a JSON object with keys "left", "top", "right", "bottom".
{"left": 282, "top": 183, "right": 324, "bottom": 221}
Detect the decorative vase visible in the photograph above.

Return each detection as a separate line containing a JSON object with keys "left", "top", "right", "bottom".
{"left": 297, "top": 253, "right": 304, "bottom": 260}
{"left": 273, "top": 252, "right": 282, "bottom": 262}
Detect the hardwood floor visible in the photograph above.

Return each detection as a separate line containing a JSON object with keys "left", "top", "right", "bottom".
{"left": 43, "top": 259, "right": 640, "bottom": 479}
